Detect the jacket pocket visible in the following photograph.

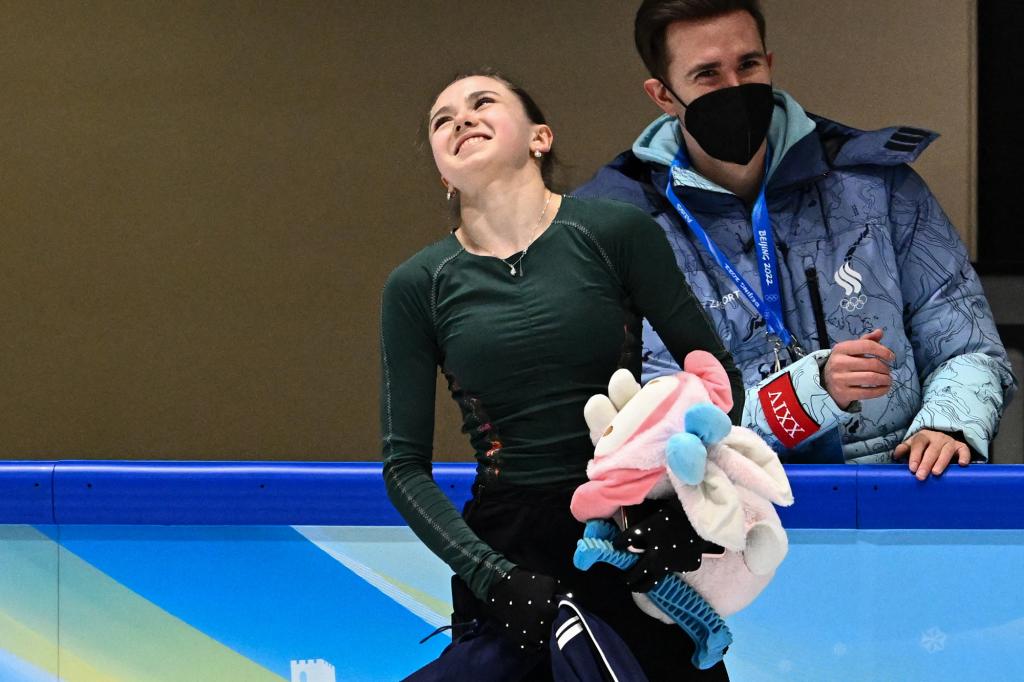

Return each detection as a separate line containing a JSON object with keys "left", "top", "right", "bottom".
{"left": 802, "top": 257, "right": 831, "bottom": 350}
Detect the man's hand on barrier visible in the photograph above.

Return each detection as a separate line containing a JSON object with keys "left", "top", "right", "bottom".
{"left": 893, "top": 429, "right": 971, "bottom": 480}
{"left": 822, "top": 329, "right": 895, "bottom": 410}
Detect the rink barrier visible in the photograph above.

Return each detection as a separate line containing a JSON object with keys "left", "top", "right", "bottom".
{"left": 0, "top": 461, "right": 1022, "bottom": 529}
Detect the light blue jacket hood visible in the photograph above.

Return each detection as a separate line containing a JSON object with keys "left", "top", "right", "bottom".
{"left": 631, "top": 88, "right": 816, "bottom": 193}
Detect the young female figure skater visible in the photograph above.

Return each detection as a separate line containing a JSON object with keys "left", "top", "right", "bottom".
{"left": 380, "top": 70, "right": 741, "bottom": 681}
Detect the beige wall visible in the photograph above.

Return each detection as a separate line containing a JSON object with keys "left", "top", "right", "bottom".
{"left": 0, "top": 1, "right": 974, "bottom": 460}
{"left": 765, "top": 0, "right": 976, "bottom": 255}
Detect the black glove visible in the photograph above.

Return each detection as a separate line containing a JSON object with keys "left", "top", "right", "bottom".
{"left": 484, "top": 568, "right": 559, "bottom": 650}
{"left": 613, "top": 497, "right": 724, "bottom": 592}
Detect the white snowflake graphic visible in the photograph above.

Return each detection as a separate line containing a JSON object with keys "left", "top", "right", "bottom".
{"left": 920, "top": 626, "right": 947, "bottom": 653}
{"left": 833, "top": 643, "right": 848, "bottom": 656}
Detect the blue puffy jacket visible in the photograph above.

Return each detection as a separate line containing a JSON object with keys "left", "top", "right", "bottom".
{"left": 575, "top": 89, "right": 1017, "bottom": 462}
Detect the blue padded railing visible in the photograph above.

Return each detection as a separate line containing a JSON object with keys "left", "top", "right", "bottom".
{"left": 1, "top": 461, "right": 1022, "bottom": 528}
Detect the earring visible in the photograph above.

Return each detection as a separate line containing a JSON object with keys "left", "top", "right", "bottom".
{"left": 533, "top": 150, "right": 543, "bottom": 159}
{"left": 442, "top": 177, "right": 456, "bottom": 201}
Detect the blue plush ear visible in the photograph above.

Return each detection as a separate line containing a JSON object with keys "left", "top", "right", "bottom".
{"left": 667, "top": 432, "right": 707, "bottom": 485}
{"left": 684, "top": 402, "right": 732, "bottom": 445}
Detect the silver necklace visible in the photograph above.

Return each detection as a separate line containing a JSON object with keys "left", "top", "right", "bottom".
{"left": 461, "top": 191, "right": 552, "bottom": 277}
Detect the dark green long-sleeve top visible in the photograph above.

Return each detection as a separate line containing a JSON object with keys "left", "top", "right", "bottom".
{"left": 380, "top": 196, "right": 743, "bottom": 599}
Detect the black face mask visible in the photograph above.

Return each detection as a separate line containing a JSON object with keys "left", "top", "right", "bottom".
{"left": 664, "top": 82, "right": 774, "bottom": 165}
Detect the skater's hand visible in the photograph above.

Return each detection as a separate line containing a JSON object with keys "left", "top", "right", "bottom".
{"left": 614, "top": 498, "right": 721, "bottom": 592}
{"left": 484, "top": 568, "right": 559, "bottom": 650}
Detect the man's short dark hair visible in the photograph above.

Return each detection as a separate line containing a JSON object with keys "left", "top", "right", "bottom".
{"left": 635, "top": 0, "right": 767, "bottom": 81}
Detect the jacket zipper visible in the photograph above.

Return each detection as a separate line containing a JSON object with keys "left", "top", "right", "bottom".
{"left": 804, "top": 266, "right": 831, "bottom": 350}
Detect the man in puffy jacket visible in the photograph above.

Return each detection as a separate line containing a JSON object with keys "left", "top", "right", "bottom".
{"left": 575, "top": 0, "right": 1016, "bottom": 477}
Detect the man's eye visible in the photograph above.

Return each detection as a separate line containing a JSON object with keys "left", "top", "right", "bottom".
{"left": 740, "top": 60, "right": 760, "bottom": 70}
{"left": 695, "top": 70, "right": 716, "bottom": 80}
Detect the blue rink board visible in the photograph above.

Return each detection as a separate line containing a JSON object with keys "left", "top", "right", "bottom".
{"left": 10, "top": 524, "right": 1020, "bottom": 682}
{"left": 726, "top": 529, "right": 1024, "bottom": 681}
{"left": 45, "top": 525, "right": 450, "bottom": 681}
{"left": 1, "top": 461, "right": 1023, "bottom": 681}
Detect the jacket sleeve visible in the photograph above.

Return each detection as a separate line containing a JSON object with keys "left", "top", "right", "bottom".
{"left": 380, "top": 267, "right": 515, "bottom": 599}
{"left": 889, "top": 167, "right": 1018, "bottom": 458}
{"left": 741, "top": 350, "right": 859, "bottom": 459}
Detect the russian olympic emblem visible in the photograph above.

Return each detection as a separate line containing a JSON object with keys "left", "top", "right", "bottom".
{"left": 834, "top": 262, "right": 867, "bottom": 313}
{"left": 840, "top": 294, "right": 867, "bottom": 311}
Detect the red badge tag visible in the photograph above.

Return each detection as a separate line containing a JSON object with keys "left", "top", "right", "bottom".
{"left": 758, "top": 372, "right": 820, "bottom": 449}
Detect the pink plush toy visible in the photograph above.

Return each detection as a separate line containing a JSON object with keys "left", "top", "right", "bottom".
{"left": 570, "top": 351, "right": 794, "bottom": 619}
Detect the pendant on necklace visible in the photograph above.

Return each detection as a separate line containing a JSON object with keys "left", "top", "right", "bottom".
{"left": 509, "top": 265, "right": 517, "bottom": 276}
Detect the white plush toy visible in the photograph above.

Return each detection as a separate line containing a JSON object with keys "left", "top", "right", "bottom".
{"left": 569, "top": 350, "right": 794, "bottom": 662}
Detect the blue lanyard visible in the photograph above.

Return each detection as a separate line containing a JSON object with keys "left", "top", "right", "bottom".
{"left": 665, "top": 146, "right": 801, "bottom": 354}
